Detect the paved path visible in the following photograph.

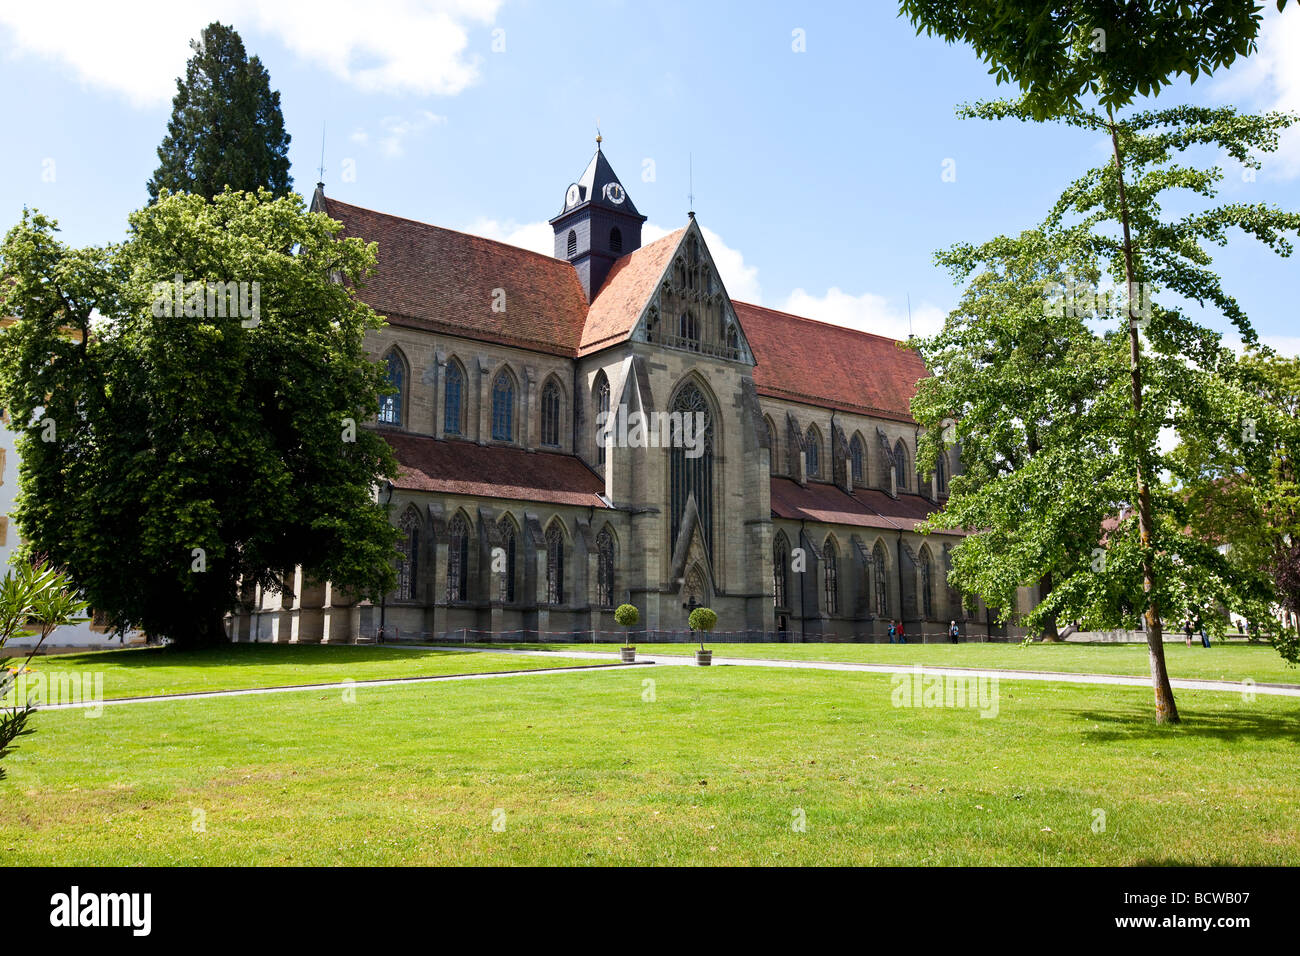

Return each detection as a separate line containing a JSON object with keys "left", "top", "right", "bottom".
{"left": 411, "top": 644, "right": 1300, "bottom": 698}
{"left": 30, "top": 645, "right": 1300, "bottom": 712}
{"left": 29, "top": 660, "right": 643, "bottom": 712}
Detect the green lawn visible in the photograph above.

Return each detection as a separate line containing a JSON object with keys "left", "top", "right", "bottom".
{"left": 459, "top": 640, "right": 1300, "bottom": 685}
{"left": 7, "top": 643, "right": 607, "bottom": 701}
{"left": 2, "top": 659, "right": 1296, "bottom": 865}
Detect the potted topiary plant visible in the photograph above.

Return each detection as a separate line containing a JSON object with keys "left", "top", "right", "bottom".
{"left": 688, "top": 606, "right": 717, "bottom": 666}
{"left": 614, "top": 603, "right": 639, "bottom": 662}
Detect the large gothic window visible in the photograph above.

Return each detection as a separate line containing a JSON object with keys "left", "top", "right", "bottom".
{"left": 444, "top": 361, "right": 464, "bottom": 435}
{"left": 669, "top": 382, "right": 714, "bottom": 558}
{"left": 773, "top": 532, "right": 789, "bottom": 609}
{"left": 936, "top": 450, "right": 948, "bottom": 495}
{"left": 894, "top": 439, "right": 909, "bottom": 492}
{"left": 596, "top": 527, "right": 615, "bottom": 608}
{"left": 397, "top": 508, "right": 420, "bottom": 601}
{"left": 492, "top": 370, "right": 514, "bottom": 441}
{"left": 850, "top": 434, "right": 865, "bottom": 484}
{"left": 541, "top": 380, "right": 561, "bottom": 447}
{"left": 447, "top": 514, "right": 469, "bottom": 602}
{"left": 824, "top": 538, "right": 839, "bottom": 615}
{"left": 546, "top": 522, "right": 565, "bottom": 605}
{"left": 679, "top": 310, "right": 700, "bottom": 349}
{"left": 920, "top": 546, "right": 934, "bottom": 618}
{"left": 765, "top": 417, "right": 778, "bottom": 473}
{"left": 378, "top": 349, "right": 405, "bottom": 426}
{"left": 497, "top": 518, "right": 516, "bottom": 603}
{"left": 594, "top": 372, "right": 611, "bottom": 465}
{"left": 873, "top": 541, "right": 888, "bottom": 617}
{"left": 806, "top": 426, "right": 821, "bottom": 478}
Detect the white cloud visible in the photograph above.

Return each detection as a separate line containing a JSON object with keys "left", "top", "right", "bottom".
{"left": 463, "top": 218, "right": 556, "bottom": 256}
{"left": 0, "top": 0, "right": 501, "bottom": 108}
{"left": 779, "top": 287, "right": 947, "bottom": 341}
{"left": 1222, "top": 334, "right": 1300, "bottom": 358}
{"left": 374, "top": 110, "right": 447, "bottom": 158}
{"left": 1212, "top": 6, "right": 1300, "bottom": 179}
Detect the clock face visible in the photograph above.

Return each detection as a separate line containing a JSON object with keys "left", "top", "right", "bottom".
{"left": 604, "top": 182, "right": 625, "bottom": 204}
{"left": 566, "top": 184, "right": 581, "bottom": 208}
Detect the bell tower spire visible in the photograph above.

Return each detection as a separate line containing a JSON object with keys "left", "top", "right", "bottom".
{"left": 550, "top": 139, "right": 646, "bottom": 302}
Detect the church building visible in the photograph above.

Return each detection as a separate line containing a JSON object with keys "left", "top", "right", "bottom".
{"left": 231, "top": 142, "right": 1019, "bottom": 643}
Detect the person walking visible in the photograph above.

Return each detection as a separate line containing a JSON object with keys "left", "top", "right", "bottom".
{"left": 948, "top": 620, "right": 960, "bottom": 643}
{"left": 1183, "top": 619, "right": 1193, "bottom": 647}
{"left": 898, "top": 621, "right": 907, "bottom": 644}
{"left": 887, "top": 620, "right": 897, "bottom": 643}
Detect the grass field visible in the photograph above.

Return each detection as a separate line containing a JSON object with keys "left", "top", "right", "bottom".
{"left": 460, "top": 640, "right": 1300, "bottom": 685}
{"left": 4, "top": 644, "right": 607, "bottom": 700}
{"left": 1, "top": 646, "right": 1297, "bottom": 865}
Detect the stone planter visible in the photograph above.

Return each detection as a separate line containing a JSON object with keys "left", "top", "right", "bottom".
{"left": 621, "top": 646, "right": 636, "bottom": 663}
{"left": 695, "top": 648, "right": 712, "bottom": 666}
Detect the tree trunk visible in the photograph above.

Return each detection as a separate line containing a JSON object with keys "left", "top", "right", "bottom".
{"left": 1109, "top": 118, "right": 1179, "bottom": 723}
{"left": 1039, "top": 571, "right": 1061, "bottom": 641}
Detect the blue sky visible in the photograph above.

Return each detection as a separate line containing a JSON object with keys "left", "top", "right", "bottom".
{"left": 2, "top": 0, "right": 1297, "bottom": 351}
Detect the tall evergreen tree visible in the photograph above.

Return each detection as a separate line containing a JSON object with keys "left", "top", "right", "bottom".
{"left": 147, "top": 22, "right": 293, "bottom": 201}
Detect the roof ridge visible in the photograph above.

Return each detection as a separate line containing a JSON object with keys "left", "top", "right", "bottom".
{"left": 734, "top": 299, "right": 914, "bottom": 348}
{"left": 323, "top": 197, "right": 573, "bottom": 267}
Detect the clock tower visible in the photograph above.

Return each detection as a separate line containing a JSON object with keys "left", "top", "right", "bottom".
{"left": 550, "top": 138, "right": 647, "bottom": 302}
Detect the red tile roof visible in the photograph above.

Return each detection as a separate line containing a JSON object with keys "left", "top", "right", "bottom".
{"left": 319, "top": 194, "right": 930, "bottom": 419}
{"left": 770, "top": 477, "right": 960, "bottom": 534}
{"left": 737, "top": 302, "right": 929, "bottom": 422}
{"left": 321, "top": 197, "right": 590, "bottom": 357}
{"left": 581, "top": 227, "right": 686, "bottom": 354}
{"left": 385, "top": 432, "right": 609, "bottom": 508}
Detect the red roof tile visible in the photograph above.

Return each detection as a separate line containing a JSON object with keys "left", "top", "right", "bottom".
{"left": 581, "top": 227, "right": 686, "bottom": 354}
{"left": 770, "top": 477, "right": 959, "bottom": 534}
{"left": 738, "top": 303, "right": 929, "bottom": 422}
{"left": 385, "top": 432, "right": 609, "bottom": 508}
{"left": 321, "top": 197, "right": 590, "bottom": 357}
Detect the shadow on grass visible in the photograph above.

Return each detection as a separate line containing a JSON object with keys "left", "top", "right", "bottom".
{"left": 1069, "top": 703, "right": 1298, "bottom": 743}
{"left": 46, "top": 643, "right": 480, "bottom": 670}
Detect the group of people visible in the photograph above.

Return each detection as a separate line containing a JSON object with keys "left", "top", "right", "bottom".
{"left": 886, "top": 620, "right": 963, "bottom": 643}
{"left": 1182, "top": 618, "right": 1211, "bottom": 648}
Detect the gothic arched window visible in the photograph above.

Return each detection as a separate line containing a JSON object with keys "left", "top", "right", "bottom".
{"left": 610, "top": 227, "right": 623, "bottom": 254}
{"left": 806, "top": 426, "right": 821, "bottom": 478}
{"left": 936, "top": 450, "right": 948, "bottom": 495}
{"left": 850, "top": 434, "right": 865, "bottom": 484}
{"left": 920, "top": 546, "right": 934, "bottom": 618}
{"left": 546, "top": 522, "right": 565, "bottom": 605}
{"left": 765, "top": 417, "right": 778, "bottom": 473}
{"left": 447, "top": 514, "right": 470, "bottom": 602}
{"left": 397, "top": 507, "right": 420, "bottom": 601}
{"left": 679, "top": 310, "right": 700, "bottom": 349}
{"left": 773, "top": 532, "right": 789, "bottom": 609}
{"left": 596, "top": 527, "right": 615, "bottom": 608}
{"left": 824, "top": 538, "right": 839, "bottom": 615}
{"left": 894, "top": 439, "right": 910, "bottom": 492}
{"left": 444, "top": 360, "right": 464, "bottom": 435}
{"left": 541, "top": 380, "right": 562, "bottom": 447}
{"left": 378, "top": 349, "right": 405, "bottom": 426}
{"left": 669, "top": 382, "right": 714, "bottom": 558}
{"left": 566, "top": 230, "right": 577, "bottom": 257}
{"left": 497, "top": 518, "right": 517, "bottom": 603}
{"left": 492, "top": 370, "right": 514, "bottom": 441}
{"left": 594, "top": 372, "right": 611, "bottom": 465}
{"left": 873, "top": 541, "right": 888, "bottom": 617}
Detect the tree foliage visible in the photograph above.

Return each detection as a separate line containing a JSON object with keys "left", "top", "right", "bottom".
{"left": 898, "top": 1, "right": 1291, "bottom": 120}
{"left": 146, "top": 22, "right": 292, "bottom": 202}
{"left": 0, "top": 561, "right": 90, "bottom": 780}
{"left": 911, "top": 103, "right": 1300, "bottom": 719}
{"left": 0, "top": 190, "right": 399, "bottom": 647}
